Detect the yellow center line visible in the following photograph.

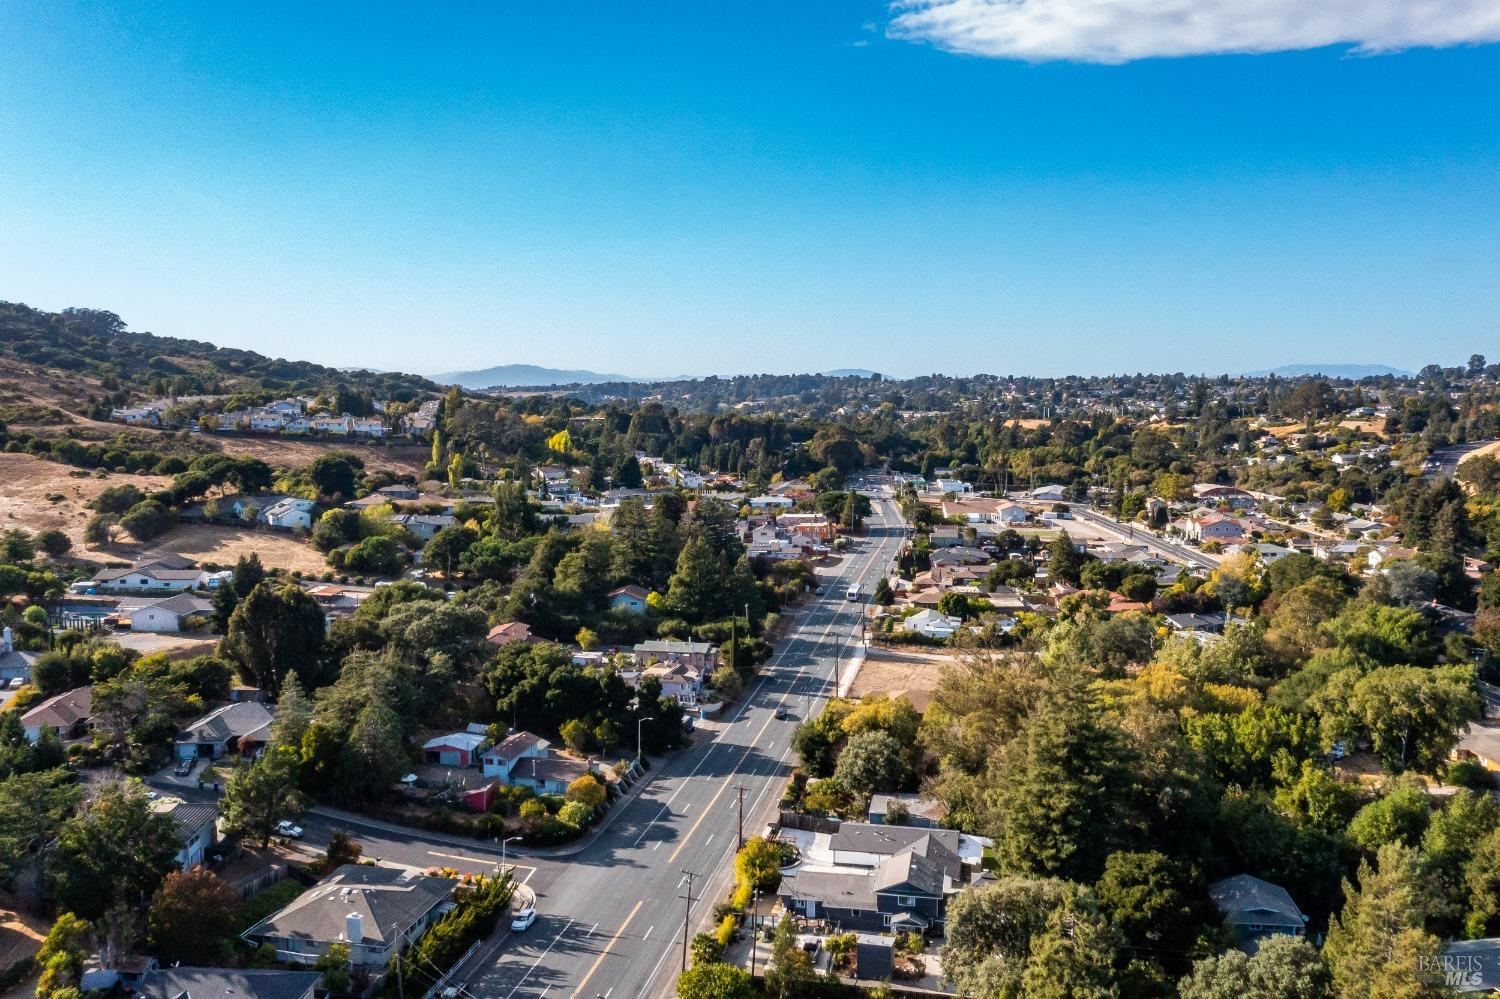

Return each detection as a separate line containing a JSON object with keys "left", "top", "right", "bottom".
{"left": 571, "top": 899, "right": 645, "bottom": 998}
{"left": 667, "top": 712, "right": 777, "bottom": 864}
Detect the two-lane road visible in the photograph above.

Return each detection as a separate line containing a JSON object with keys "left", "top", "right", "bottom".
{"left": 462, "top": 494, "right": 906, "bottom": 999}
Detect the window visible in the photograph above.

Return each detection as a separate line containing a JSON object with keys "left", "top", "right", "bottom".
{"left": 882, "top": 915, "right": 893, "bottom": 928}
{"left": 898, "top": 896, "right": 917, "bottom": 907}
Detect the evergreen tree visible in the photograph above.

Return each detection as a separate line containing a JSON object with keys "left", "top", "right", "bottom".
{"left": 1322, "top": 843, "right": 1444, "bottom": 999}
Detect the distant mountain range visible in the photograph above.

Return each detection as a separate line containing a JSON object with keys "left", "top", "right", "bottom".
{"left": 820, "top": 368, "right": 882, "bottom": 378}
{"left": 431, "top": 364, "right": 635, "bottom": 389}
{"left": 1243, "top": 363, "right": 1414, "bottom": 379}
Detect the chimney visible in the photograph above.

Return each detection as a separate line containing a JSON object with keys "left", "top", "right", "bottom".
{"left": 346, "top": 912, "right": 364, "bottom": 945}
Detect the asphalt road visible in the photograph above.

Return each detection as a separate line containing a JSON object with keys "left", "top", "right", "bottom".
{"left": 1426, "top": 440, "right": 1497, "bottom": 480}
{"left": 1067, "top": 504, "right": 1219, "bottom": 573}
{"left": 457, "top": 494, "right": 907, "bottom": 999}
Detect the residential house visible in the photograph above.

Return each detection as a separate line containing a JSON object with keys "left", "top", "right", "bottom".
{"left": 137, "top": 967, "right": 322, "bottom": 999}
{"left": 486, "top": 622, "right": 534, "bottom": 647}
{"left": 750, "top": 496, "right": 795, "bottom": 510}
{"left": 0, "top": 627, "right": 37, "bottom": 684}
{"left": 22, "top": 685, "right": 93, "bottom": 744}
{"left": 928, "top": 525, "right": 965, "bottom": 548}
{"left": 249, "top": 411, "right": 287, "bottom": 433}
{"left": 480, "top": 731, "right": 551, "bottom": 780}
{"left": 311, "top": 416, "right": 352, "bottom": 435}
{"left": 780, "top": 823, "right": 966, "bottom": 933}
{"left": 393, "top": 513, "right": 455, "bottom": 542}
{"left": 176, "top": 701, "right": 275, "bottom": 759}
{"left": 351, "top": 418, "right": 386, "bottom": 438}
{"left": 1192, "top": 484, "right": 1257, "bottom": 509}
{"left": 930, "top": 479, "right": 972, "bottom": 495}
{"left": 608, "top": 585, "right": 651, "bottom": 615}
{"left": 243, "top": 865, "right": 457, "bottom": 970}
{"left": 901, "top": 609, "right": 961, "bottom": 640}
{"left": 481, "top": 732, "right": 591, "bottom": 795}
{"left": 111, "top": 406, "right": 161, "bottom": 426}
{"left": 1454, "top": 721, "right": 1500, "bottom": 773}
{"left": 1208, "top": 874, "right": 1307, "bottom": 952}
{"left": 1313, "top": 539, "right": 1362, "bottom": 561}
{"left": 926, "top": 546, "right": 990, "bottom": 568}
{"left": 262, "top": 497, "right": 316, "bottom": 531}
{"left": 422, "top": 730, "right": 490, "bottom": 768}
{"left": 125, "top": 592, "right": 214, "bottom": 633}
{"left": 151, "top": 797, "right": 219, "bottom": 868}
{"left": 1180, "top": 512, "right": 1249, "bottom": 543}
{"left": 1164, "top": 612, "right": 1227, "bottom": 634}
{"left": 630, "top": 639, "right": 719, "bottom": 672}
{"left": 1025, "top": 485, "right": 1067, "bottom": 503}
{"left": 92, "top": 557, "right": 205, "bottom": 594}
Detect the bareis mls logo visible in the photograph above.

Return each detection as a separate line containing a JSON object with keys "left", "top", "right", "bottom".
{"left": 1420, "top": 953, "right": 1485, "bottom": 990}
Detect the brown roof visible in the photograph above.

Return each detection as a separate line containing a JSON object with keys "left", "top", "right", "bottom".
{"left": 483, "top": 730, "right": 545, "bottom": 763}
{"left": 486, "top": 622, "right": 533, "bottom": 646}
{"left": 22, "top": 685, "right": 93, "bottom": 729}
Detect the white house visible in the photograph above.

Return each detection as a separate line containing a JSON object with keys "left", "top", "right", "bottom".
{"left": 249, "top": 411, "right": 287, "bottom": 433}
{"left": 111, "top": 406, "right": 161, "bottom": 426}
{"left": 352, "top": 418, "right": 386, "bottom": 438}
{"left": 750, "top": 496, "right": 795, "bottom": 510}
{"left": 128, "top": 593, "right": 214, "bottom": 633}
{"left": 92, "top": 558, "right": 205, "bottom": 594}
{"left": 262, "top": 497, "right": 316, "bottom": 531}
{"left": 1026, "top": 485, "right": 1068, "bottom": 503}
{"left": 312, "top": 416, "right": 352, "bottom": 435}
{"left": 902, "top": 609, "right": 961, "bottom": 640}
{"left": 933, "top": 479, "right": 973, "bottom": 495}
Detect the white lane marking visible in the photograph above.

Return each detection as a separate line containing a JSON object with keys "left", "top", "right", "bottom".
{"left": 501, "top": 918, "right": 575, "bottom": 999}
{"left": 643, "top": 925, "right": 654, "bottom": 941}
{"left": 652, "top": 841, "right": 660, "bottom": 851}
{"left": 589, "top": 922, "right": 599, "bottom": 934}
{"left": 704, "top": 834, "right": 714, "bottom": 847}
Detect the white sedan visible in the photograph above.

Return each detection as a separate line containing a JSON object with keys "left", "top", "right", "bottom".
{"left": 276, "top": 820, "right": 304, "bottom": 839}
{"left": 510, "top": 908, "right": 537, "bottom": 932}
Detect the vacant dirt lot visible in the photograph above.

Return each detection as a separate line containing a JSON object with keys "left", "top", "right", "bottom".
{"left": 0, "top": 894, "right": 47, "bottom": 998}
{"left": 207, "top": 433, "right": 431, "bottom": 476}
{"left": 135, "top": 524, "right": 329, "bottom": 575}
{"left": 0, "top": 453, "right": 173, "bottom": 549}
{"left": 848, "top": 645, "right": 957, "bottom": 712}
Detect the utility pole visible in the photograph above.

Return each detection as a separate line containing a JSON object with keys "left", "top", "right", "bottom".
{"left": 734, "top": 785, "right": 747, "bottom": 848}
{"left": 750, "top": 888, "right": 760, "bottom": 980}
{"left": 680, "top": 869, "right": 700, "bottom": 972}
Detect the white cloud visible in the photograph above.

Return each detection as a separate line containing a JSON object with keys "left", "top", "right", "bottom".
{"left": 886, "top": 0, "right": 1500, "bottom": 63}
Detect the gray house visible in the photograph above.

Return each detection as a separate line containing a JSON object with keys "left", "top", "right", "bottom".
{"left": 175, "top": 701, "right": 275, "bottom": 759}
{"left": 1208, "top": 874, "right": 1307, "bottom": 952}
{"left": 243, "top": 865, "right": 456, "bottom": 969}
{"left": 779, "top": 825, "right": 962, "bottom": 933}
{"left": 0, "top": 626, "right": 36, "bottom": 684}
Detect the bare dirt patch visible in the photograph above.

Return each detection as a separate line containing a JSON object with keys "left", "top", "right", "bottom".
{"left": 135, "top": 524, "right": 329, "bottom": 575}
{"left": 1339, "top": 419, "right": 1389, "bottom": 437}
{"left": 198, "top": 434, "right": 431, "bottom": 476}
{"left": 0, "top": 893, "right": 47, "bottom": 991}
{"left": 849, "top": 645, "right": 957, "bottom": 712}
{"left": 0, "top": 453, "right": 173, "bottom": 549}
{"left": 1461, "top": 440, "right": 1500, "bottom": 465}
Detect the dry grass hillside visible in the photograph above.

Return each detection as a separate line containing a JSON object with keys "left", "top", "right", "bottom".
{"left": 0, "top": 453, "right": 173, "bottom": 548}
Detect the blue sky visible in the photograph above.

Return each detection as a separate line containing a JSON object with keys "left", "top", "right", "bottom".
{"left": 1, "top": 2, "right": 1497, "bottom": 379}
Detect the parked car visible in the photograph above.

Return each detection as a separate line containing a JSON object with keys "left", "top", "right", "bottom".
{"left": 511, "top": 908, "right": 537, "bottom": 932}
{"left": 174, "top": 757, "right": 195, "bottom": 776}
{"left": 276, "top": 820, "right": 304, "bottom": 839}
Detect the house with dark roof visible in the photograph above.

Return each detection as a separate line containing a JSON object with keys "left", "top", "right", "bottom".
{"left": 22, "top": 685, "right": 93, "bottom": 744}
{"left": 175, "top": 701, "right": 275, "bottom": 760}
{"left": 243, "top": 865, "right": 457, "bottom": 969}
{"left": 125, "top": 592, "right": 215, "bottom": 633}
{"left": 137, "top": 966, "right": 322, "bottom": 999}
{"left": 151, "top": 796, "right": 220, "bottom": 868}
{"left": 778, "top": 825, "right": 963, "bottom": 934}
{"left": 1208, "top": 874, "right": 1308, "bottom": 952}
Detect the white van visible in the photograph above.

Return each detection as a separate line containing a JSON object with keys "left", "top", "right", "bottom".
{"left": 846, "top": 583, "right": 862, "bottom": 602}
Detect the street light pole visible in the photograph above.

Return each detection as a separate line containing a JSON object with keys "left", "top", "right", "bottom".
{"left": 500, "top": 835, "right": 521, "bottom": 877}
{"left": 637, "top": 716, "right": 655, "bottom": 767}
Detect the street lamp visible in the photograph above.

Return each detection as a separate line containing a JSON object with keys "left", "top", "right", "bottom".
{"left": 500, "top": 835, "right": 521, "bottom": 877}
{"left": 637, "top": 716, "right": 655, "bottom": 766}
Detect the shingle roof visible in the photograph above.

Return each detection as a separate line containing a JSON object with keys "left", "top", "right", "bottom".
{"left": 177, "top": 701, "right": 275, "bottom": 746}
{"left": 829, "top": 822, "right": 961, "bottom": 857}
{"left": 484, "top": 731, "right": 545, "bottom": 762}
{"left": 1208, "top": 874, "right": 1306, "bottom": 927}
{"left": 137, "top": 967, "right": 322, "bottom": 999}
{"left": 22, "top": 685, "right": 93, "bottom": 729}
{"left": 244, "top": 865, "right": 455, "bottom": 950}
{"left": 136, "top": 593, "right": 214, "bottom": 618}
